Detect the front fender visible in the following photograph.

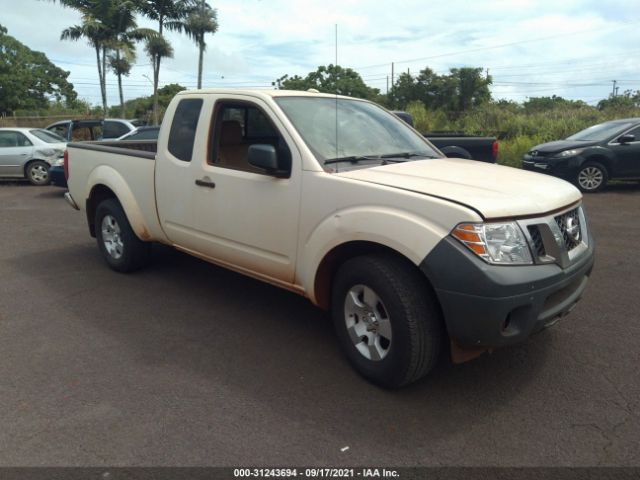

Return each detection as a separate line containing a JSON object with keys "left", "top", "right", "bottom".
{"left": 86, "top": 165, "right": 152, "bottom": 241}
{"left": 298, "top": 206, "right": 450, "bottom": 304}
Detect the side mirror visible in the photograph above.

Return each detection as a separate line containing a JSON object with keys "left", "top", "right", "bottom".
{"left": 248, "top": 144, "right": 283, "bottom": 176}
{"left": 618, "top": 134, "right": 635, "bottom": 144}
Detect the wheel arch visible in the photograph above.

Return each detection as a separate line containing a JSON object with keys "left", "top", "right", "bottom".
{"left": 313, "top": 240, "right": 439, "bottom": 311}
{"left": 86, "top": 184, "right": 118, "bottom": 237}
{"left": 582, "top": 153, "right": 613, "bottom": 177}
{"left": 439, "top": 145, "right": 471, "bottom": 159}
{"left": 23, "top": 158, "right": 48, "bottom": 177}
{"left": 85, "top": 173, "right": 152, "bottom": 242}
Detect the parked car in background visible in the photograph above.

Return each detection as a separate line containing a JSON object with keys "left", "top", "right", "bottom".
{"left": 392, "top": 111, "right": 498, "bottom": 163}
{"left": 0, "top": 128, "right": 66, "bottom": 185}
{"left": 117, "top": 125, "right": 160, "bottom": 141}
{"left": 523, "top": 118, "right": 640, "bottom": 192}
{"left": 46, "top": 118, "right": 137, "bottom": 142}
{"left": 50, "top": 125, "right": 161, "bottom": 189}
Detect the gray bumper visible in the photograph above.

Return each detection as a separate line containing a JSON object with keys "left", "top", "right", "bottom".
{"left": 420, "top": 236, "right": 594, "bottom": 347}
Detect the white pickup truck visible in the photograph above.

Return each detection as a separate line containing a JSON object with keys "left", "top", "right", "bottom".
{"left": 64, "top": 89, "right": 594, "bottom": 387}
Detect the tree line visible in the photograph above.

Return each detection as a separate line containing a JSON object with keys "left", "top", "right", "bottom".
{"left": 47, "top": 0, "right": 218, "bottom": 123}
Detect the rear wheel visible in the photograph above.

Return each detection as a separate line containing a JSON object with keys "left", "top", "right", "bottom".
{"left": 26, "top": 161, "right": 50, "bottom": 186}
{"left": 331, "top": 254, "right": 444, "bottom": 388}
{"left": 576, "top": 162, "right": 608, "bottom": 192}
{"left": 95, "top": 198, "right": 150, "bottom": 272}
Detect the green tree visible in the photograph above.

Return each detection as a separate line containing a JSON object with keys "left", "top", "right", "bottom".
{"left": 0, "top": 24, "right": 77, "bottom": 114}
{"left": 524, "top": 95, "right": 587, "bottom": 113}
{"left": 274, "top": 64, "right": 379, "bottom": 99}
{"left": 52, "top": 0, "right": 117, "bottom": 114}
{"left": 139, "top": 0, "right": 192, "bottom": 124}
{"left": 450, "top": 68, "right": 492, "bottom": 111}
{"left": 144, "top": 34, "right": 174, "bottom": 123}
{"left": 105, "top": 0, "right": 156, "bottom": 118}
{"left": 597, "top": 90, "right": 640, "bottom": 110}
{"left": 109, "top": 82, "right": 185, "bottom": 120}
{"left": 183, "top": 0, "right": 218, "bottom": 89}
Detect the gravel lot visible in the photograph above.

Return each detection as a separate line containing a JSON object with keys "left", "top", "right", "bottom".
{"left": 0, "top": 181, "right": 639, "bottom": 467}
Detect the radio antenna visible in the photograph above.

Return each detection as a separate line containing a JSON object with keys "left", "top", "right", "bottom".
{"left": 335, "top": 23, "right": 339, "bottom": 168}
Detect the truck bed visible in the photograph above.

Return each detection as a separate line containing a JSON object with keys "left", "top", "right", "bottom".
{"left": 66, "top": 139, "right": 166, "bottom": 243}
{"left": 68, "top": 140, "right": 157, "bottom": 158}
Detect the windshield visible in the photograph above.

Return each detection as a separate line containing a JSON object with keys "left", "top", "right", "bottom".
{"left": 566, "top": 122, "right": 634, "bottom": 142}
{"left": 275, "top": 97, "right": 440, "bottom": 165}
{"left": 30, "top": 129, "right": 65, "bottom": 143}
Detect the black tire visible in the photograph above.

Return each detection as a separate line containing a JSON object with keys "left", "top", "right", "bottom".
{"left": 26, "top": 160, "right": 51, "bottom": 186}
{"left": 331, "top": 253, "right": 444, "bottom": 388}
{"left": 95, "top": 198, "right": 150, "bottom": 272}
{"left": 576, "top": 161, "right": 608, "bottom": 193}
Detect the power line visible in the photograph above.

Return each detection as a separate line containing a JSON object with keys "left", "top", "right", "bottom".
{"left": 353, "top": 19, "right": 639, "bottom": 71}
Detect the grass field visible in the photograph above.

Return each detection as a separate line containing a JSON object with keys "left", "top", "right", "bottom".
{"left": 406, "top": 101, "right": 640, "bottom": 167}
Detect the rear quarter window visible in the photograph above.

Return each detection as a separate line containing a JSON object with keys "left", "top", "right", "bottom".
{"left": 169, "top": 99, "right": 203, "bottom": 162}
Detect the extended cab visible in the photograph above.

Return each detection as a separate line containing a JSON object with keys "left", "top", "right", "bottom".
{"left": 64, "top": 90, "right": 594, "bottom": 387}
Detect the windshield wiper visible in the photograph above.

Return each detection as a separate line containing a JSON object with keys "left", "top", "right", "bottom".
{"left": 324, "top": 155, "right": 382, "bottom": 165}
{"left": 379, "top": 152, "right": 438, "bottom": 159}
{"left": 324, "top": 152, "right": 438, "bottom": 165}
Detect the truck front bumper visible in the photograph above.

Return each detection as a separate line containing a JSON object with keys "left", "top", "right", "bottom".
{"left": 420, "top": 236, "right": 594, "bottom": 347}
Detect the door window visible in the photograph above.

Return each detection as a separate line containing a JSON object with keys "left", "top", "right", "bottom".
{"left": 168, "top": 99, "right": 203, "bottom": 162}
{"left": 208, "top": 102, "right": 291, "bottom": 176}
{"left": 48, "top": 124, "right": 69, "bottom": 140}
{"left": 0, "top": 131, "right": 32, "bottom": 147}
{"left": 104, "top": 121, "right": 132, "bottom": 139}
{"left": 623, "top": 126, "right": 640, "bottom": 141}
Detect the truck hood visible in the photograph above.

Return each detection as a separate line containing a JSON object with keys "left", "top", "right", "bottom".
{"left": 336, "top": 158, "right": 581, "bottom": 219}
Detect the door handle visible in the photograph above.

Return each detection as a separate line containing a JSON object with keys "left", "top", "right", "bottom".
{"left": 195, "top": 178, "right": 216, "bottom": 189}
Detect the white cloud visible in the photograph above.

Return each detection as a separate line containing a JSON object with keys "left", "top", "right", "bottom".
{"left": 1, "top": 0, "right": 638, "bottom": 106}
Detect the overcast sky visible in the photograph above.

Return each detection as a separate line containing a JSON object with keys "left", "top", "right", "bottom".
{"left": 2, "top": 0, "right": 639, "bottom": 107}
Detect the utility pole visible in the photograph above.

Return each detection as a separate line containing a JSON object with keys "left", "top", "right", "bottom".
{"left": 391, "top": 62, "right": 395, "bottom": 104}
{"left": 391, "top": 62, "right": 395, "bottom": 87}
{"left": 386, "top": 76, "right": 389, "bottom": 94}
{"left": 612, "top": 80, "right": 617, "bottom": 97}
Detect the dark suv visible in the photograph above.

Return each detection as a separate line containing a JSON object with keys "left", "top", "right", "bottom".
{"left": 523, "top": 118, "right": 640, "bottom": 192}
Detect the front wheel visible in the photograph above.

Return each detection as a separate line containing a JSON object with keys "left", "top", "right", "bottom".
{"left": 26, "top": 161, "right": 51, "bottom": 186}
{"left": 331, "top": 254, "right": 444, "bottom": 388}
{"left": 576, "top": 162, "right": 608, "bottom": 192}
{"left": 95, "top": 198, "right": 150, "bottom": 272}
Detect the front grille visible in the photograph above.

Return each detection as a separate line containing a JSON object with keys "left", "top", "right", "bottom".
{"left": 527, "top": 150, "right": 550, "bottom": 158}
{"left": 555, "top": 208, "right": 582, "bottom": 251}
{"left": 528, "top": 225, "right": 546, "bottom": 257}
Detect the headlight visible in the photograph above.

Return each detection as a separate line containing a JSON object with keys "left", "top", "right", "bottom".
{"left": 452, "top": 222, "right": 533, "bottom": 265}
{"left": 53, "top": 157, "right": 64, "bottom": 167}
{"left": 557, "top": 149, "right": 582, "bottom": 157}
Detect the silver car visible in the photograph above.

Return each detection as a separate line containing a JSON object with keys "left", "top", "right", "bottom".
{"left": 0, "top": 128, "right": 66, "bottom": 185}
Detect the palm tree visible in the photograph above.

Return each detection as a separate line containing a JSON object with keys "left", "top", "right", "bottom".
{"left": 108, "top": 50, "right": 133, "bottom": 118}
{"left": 48, "top": 0, "right": 118, "bottom": 114}
{"left": 144, "top": 34, "right": 174, "bottom": 123}
{"left": 60, "top": 17, "right": 111, "bottom": 114}
{"left": 105, "top": 0, "right": 156, "bottom": 118}
{"left": 139, "top": 0, "right": 192, "bottom": 124}
{"left": 183, "top": 0, "right": 218, "bottom": 89}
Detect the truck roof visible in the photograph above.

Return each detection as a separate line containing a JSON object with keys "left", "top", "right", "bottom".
{"left": 176, "top": 88, "right": 359, "bottom": 101}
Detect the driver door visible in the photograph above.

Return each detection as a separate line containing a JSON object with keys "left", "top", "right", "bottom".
{"left": 156, "top": 94, "right": 302, "bottom": 285}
